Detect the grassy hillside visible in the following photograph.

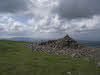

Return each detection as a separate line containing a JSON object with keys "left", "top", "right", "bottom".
{"left": 0, "top": 40, "right": 99, "bottom": 75}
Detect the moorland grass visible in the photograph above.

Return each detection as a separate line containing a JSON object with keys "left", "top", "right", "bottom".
{"left": 0, "top": 40, "right": 99, "bottom": 75}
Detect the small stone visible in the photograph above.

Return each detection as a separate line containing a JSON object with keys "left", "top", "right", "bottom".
{"left": 67, "top": 72, "right": 71, "bottom": 75}
{"left": 97, "top": 62, "right": 100, "bottom": 66}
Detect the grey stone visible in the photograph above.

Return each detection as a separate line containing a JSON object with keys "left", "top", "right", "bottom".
{"left": 25, "top": 34, "right": 95, "bottom": 58}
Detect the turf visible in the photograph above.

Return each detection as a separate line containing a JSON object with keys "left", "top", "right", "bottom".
{"left": 0, "top": 40, "right": 99, "bottom": 75}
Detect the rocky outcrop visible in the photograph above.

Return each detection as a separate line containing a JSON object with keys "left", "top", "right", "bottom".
{"left": 25, "top": 35, "right": 95, "bottom": 58}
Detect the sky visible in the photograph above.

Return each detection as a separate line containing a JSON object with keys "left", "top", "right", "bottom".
{"left": 0, "top": 0, "right": 100, "bottom": 41}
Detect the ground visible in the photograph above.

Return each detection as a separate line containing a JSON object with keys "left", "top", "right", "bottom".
{"left": 0, "top": 40, "right": 100, "bottom": 75}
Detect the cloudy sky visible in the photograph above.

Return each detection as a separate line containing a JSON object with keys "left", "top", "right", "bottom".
{"left": 0, "top": 0, "right": 100, "bottom": 41}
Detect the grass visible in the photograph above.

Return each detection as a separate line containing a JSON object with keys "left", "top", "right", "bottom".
{"left": 0, "top": 40, "right": 99, "bottom": 75}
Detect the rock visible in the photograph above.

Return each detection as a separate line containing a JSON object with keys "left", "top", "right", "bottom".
{"left": 39, "top": 35, "right": 83, "bottom": 49}
{"left": 25, "top": 34, "right": 95, "bottom": 58}
{"left": 97, "top": 62, "right": 100, "bottom": 66}
{"left": 67, "top": 72, "right": 72, "bottom": 75}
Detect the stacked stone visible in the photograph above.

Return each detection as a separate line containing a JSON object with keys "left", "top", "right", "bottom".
{"left": 39, "top": 35, "right": 82, "bottom": 49}
{"left": 25, "top": 34, "right": 95, "bottom": 58}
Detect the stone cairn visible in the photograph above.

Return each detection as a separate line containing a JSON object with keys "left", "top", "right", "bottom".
{"left": 39, "top": 35, "right": 82, "bottom": 49}
{"left": 25, "top": 35, "right": 95, "bottom": 58}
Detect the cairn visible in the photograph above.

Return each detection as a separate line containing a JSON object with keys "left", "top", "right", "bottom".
{"left": 39, "top": 35, "right": 82, "bottom": 49}
{"left": 25, "top": 35, "right": 95, "bottom": 58}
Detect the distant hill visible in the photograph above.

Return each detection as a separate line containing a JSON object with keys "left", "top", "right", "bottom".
{"left": 77, "top": 40, "right": 100, "bottom": 46}
{"left": 0, "top": 37, "right": 100, "bottom": 46}
{"left": 0, "top": 37, "right": 49, "bottom": 42}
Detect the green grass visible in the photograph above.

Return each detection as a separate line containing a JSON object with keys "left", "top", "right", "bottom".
{"left": 0, "top": 40, "right": 99, "bottom": 75}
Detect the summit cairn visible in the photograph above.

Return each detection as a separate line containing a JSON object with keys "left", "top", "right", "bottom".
{"left": 26, "top": 34, "right": 95, "bottom": 58}
{"left": 39, "top": 35, "right": 82, "bottom": 49}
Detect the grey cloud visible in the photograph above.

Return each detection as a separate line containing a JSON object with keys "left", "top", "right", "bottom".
{"left": 0, "top": 27, "right": 4, "bottom": 31}
{"left": 13, "top": 25, "right": 24, "bottom": 31}
{"left": 8, "top": 31, "right": 32, "bottom": 37}
{"left": 0, "top": 0, "right": 29, "bottom": 14}
{"left": 54, "top": 0, "right": 100, "bottom": 19}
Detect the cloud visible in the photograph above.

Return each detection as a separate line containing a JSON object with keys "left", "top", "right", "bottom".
{"left": 0, "top": 0, "right": 29, "bottom": 15}
{"left": 27, "top": 13, "right": 100, "bottom": 33}
{"left": 54, "top": 0, "right": 100, "bottom": 19}
{"left": 0, "top": 16, "right": 34, "bottom": 37}
{"left": 0, "top": 25, "right": 4, "bottom": 32}
{"left": 0, "top": 0, "right": 100, "bottom": 40}
{"left": 27, "top": 15, "right": 69, "bottom": 33}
